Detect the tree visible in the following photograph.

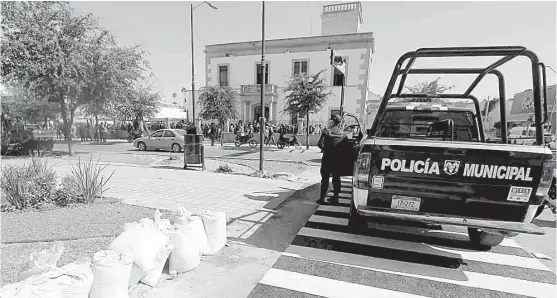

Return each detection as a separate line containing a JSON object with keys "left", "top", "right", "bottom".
{"left": 198, "top": 85, "right": 239, "bottom": 130}
{"left": 113, "top": 83, "right": 161, "bottom": 126}
{"left": 82, "top": 41, "right": 149, "bottom": 125}
{"left": 401, "top": 77, "right": 455, "bottom": 103}
{"left": 283, "top": 70, "right": 333, "bottom": 149}
{"left": 1, "top": 2, "right": 105, "bottom": 155}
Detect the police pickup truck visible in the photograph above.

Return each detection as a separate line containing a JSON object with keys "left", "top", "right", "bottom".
{"left": 343, "top": 46, "right": 554, "bottom": 247}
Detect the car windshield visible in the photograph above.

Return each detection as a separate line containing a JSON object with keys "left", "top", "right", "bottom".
{"left": 376, "top": 109, "right": 479, "bottom": 142}
{"left": 175, "top": 130, "right": 187, "bottom": 136}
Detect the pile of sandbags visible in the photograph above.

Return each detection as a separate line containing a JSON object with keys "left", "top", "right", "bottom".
{"left": 0, "top": 207, "right": 228, "bottom": 296}
{"left": 0, "top": 242, "right": 94, "bottom": 298}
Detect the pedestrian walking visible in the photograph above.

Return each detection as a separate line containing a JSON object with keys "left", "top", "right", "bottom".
{"left": 317, "top": 114, "right": 345, "bottom": 205}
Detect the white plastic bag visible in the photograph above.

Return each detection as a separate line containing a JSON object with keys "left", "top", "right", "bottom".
{"left": 153, "top": 209, "right": 172, "bottom": 232}
{"left": 200, "top": 210, "right": 227, "bottom": 255}
{"left": 0, "top": 274, "right": 63, "bottom": 298}
{"left": 89, "top": 250, "right": 133, "bottom": 298}
{"left": 108, "top": 221, "right": 170, "bottom": 272}
{"left": 47, "top": 258, "right": 93, "bottom": 298}
{"left": 139, "top": 242, "right": 173, "bottom": 287}
{"left": 170, "top": 207, "right": 191, "bottom": 226}
{"left": 18, "top": 242, "right": 64, "bottom": 281}
{"left": 168, "top": 227, "right": 201, "bottom": 274}
{"left": 179, "top": 215, "right": 210, "bottom": 255}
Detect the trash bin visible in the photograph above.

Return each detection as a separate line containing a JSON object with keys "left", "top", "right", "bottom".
{"left": 184, "top": 134, "right": 204, "bottom": 169}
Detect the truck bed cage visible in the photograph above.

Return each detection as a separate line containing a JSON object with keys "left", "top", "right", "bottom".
{"left": 370, "top": 46, "right": 549, "bottom": 145}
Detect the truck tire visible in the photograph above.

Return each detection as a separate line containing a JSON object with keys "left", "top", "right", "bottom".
{"left": 468, "top": 228, "right": 505, "bottom": 247}
{"left": 348, "top": 200, "right": 367, "bottom": 232}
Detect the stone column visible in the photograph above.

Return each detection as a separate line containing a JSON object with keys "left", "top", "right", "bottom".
{"left": 268, "top": 97, "right": 274, "bottom": 122}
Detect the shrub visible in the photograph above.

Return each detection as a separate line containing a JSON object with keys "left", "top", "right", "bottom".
{"left": 54, "top": 176, "right": 82, "bottom": 207}
{"left": 1, "top": 158, "right": 57, "bottom": 209}
{"left": 64, "top": 156, "right": 115, "bottom": 204}
{"left": 216, "top": 164, "right": 233, "bottom": 173}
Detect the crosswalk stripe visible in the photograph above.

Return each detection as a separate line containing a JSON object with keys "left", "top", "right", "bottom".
{"left": 259, "top": 268, "right": 428, "bottom": 298}
{"left": 297, "top": 227, "right": 550, "bottom": 271}
{"left": 328, "top": 192, "right": 351, "bottom": 198}
{"left": 310, "top": 209, "right": 522, "bottom": 249}
{"left": 282, "top": 247, "right": 556, "bottom": 298}
{"left": 317, "top": 205, "right": 351, "bottom": 213}
{"left": 309, "top": 214, "right": 348, "bottom": 226}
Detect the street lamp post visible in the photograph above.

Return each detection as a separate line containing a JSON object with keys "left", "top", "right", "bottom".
{"left": 190, "top": 1, "right": 218, "bottom": 133}
{"left": 259, "top": 1, "right": 265, "bottom": 172}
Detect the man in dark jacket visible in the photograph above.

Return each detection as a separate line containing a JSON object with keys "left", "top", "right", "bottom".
{"left": 317, "top": 114, "right": 344, "bottom": 205}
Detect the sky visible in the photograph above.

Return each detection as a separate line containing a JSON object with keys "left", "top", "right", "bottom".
{"left": 71, "top": 1, "right": 557, "bottom": 105}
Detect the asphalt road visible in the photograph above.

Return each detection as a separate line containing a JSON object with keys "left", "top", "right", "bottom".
{"left": 248, "top": 178, "right": 557, "bottom": 298}
{"left": 52, "top": 140, "right": 322, "bottom": 166}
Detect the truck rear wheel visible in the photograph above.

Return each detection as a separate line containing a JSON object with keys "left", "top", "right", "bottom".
{"left": 468, "top": 228, "right": 505, "bottom": 247}
{"left": 348, "top": 200, "right": 367, "bottom": 232}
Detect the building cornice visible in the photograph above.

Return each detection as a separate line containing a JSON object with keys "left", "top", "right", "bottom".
{"left": 204, "top": 32, "right": 374, "bottom": 58}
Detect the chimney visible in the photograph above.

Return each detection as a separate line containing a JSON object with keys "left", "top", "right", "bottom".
{"left": 321, "top": 2, "right": 363, "bottom": 36}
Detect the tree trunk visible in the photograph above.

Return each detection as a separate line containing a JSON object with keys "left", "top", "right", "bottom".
{"left": 306, "top": 112, "right": 310, "bottom": 150}
{"left": 59, "top": 100, "right": 73, "bottom": 155}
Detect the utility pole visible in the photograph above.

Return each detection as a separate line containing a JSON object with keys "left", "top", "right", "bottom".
{"left": 484, "top": 96, "right": 491, "bottom": 128}
{"left": 259, "top": 1, "right": 266, "bottom": 172}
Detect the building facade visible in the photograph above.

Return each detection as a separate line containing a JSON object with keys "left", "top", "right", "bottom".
{"left": 189, "top": 2, "right": 374, "bottom": 128}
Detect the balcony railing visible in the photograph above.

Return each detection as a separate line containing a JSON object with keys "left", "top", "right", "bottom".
{"left": 323, "top": 2, "right": 361, "bottom": 14}
{"left": 240, "top": 84, "right": 278, "bottom": 95}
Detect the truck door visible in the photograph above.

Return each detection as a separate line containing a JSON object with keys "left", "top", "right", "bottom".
{"left": 338, "top": 113, "right": 363, "bottom": 177}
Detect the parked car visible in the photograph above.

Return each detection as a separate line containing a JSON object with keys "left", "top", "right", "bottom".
{"left": 133, "top": 129, "right": 187, "bottom": 152}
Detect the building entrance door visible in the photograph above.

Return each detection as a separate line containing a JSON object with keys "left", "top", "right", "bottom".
{"left": 254, "top": 105, "right": 269, "bottom": 121}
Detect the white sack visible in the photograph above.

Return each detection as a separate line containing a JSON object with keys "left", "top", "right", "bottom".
{"left": 170, "top": 207, "right": 191, "bottom": 225}
{"left": 180, "top": 215, "right": 210, "bottom": 255}
{"left": 18, "top": 242, "right": 64, "bottom": 281}
{"left": 108, "top": 222, "right": 170, "bottom": 272}
{"left": 128, "top": 263, "right": 145, "bottom": 288}
{"left": 200, "top": 210, "right": 227, "bottom": 255}
{"left": 89, "top": 250, "right": 133, "bottom": 298}
{"left": 168, "top": 227, "right": 201, "bottom": 274}
{"left": 0, "top": 274, "right": 63, "bottom": 298}
{"left": 139, "top": 242, "right": 173, "bottom": 287}
{"left": 48, "top": 258, "right": 93, "bottom": 298}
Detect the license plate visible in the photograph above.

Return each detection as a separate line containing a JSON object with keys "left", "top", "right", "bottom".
{"left": 391, "top": 196, "right": 421, "bottom": 211}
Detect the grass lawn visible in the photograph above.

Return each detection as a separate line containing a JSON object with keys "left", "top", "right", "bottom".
{"left": 1, "top": 199, "right": 171, "bottom": 286}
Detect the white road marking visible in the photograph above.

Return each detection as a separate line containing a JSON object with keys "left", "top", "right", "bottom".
{"left": 297, "top": 227, "right": 550, "bottom": 271}
{"left": 310, "top": 210, "right": 522, "bottom": 249}
{"left": 259, "top": 268, "right": 429, "bottom": 298}
{"left": 317, "top": 205, "right": 351, "bottom": 213}
{"left": 283, "top": 247, "right": 557, "bottom": 298}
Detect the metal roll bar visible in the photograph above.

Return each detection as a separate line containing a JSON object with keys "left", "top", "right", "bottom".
{"left": 369, "top": 46, "right": 546, "bottom": 145}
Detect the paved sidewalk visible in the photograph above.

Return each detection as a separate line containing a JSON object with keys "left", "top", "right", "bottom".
{"left": 1, "top": 157, "right": 322, "bottom": 297}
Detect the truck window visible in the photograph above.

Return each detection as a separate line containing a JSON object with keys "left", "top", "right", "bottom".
{"left": 377, "top": 110, "right": 479, "bottom": 141}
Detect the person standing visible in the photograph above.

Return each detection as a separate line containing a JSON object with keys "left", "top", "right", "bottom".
{"left": 317, "top": 114, "right": 344, "bottom": 205}
{"left": 209, "top": 122, "right": 216, "bottom": 146}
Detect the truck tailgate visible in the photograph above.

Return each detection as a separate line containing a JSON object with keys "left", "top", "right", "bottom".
{"left": 364, "top": 138, "right": 552, "bottom": 222}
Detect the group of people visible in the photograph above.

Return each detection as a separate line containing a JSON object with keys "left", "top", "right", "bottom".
{"left": 201, "top": 123, "right": 224, "bottom": 146}
{"left": 77, "top": 121, "right": 111, "bottom": 142}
